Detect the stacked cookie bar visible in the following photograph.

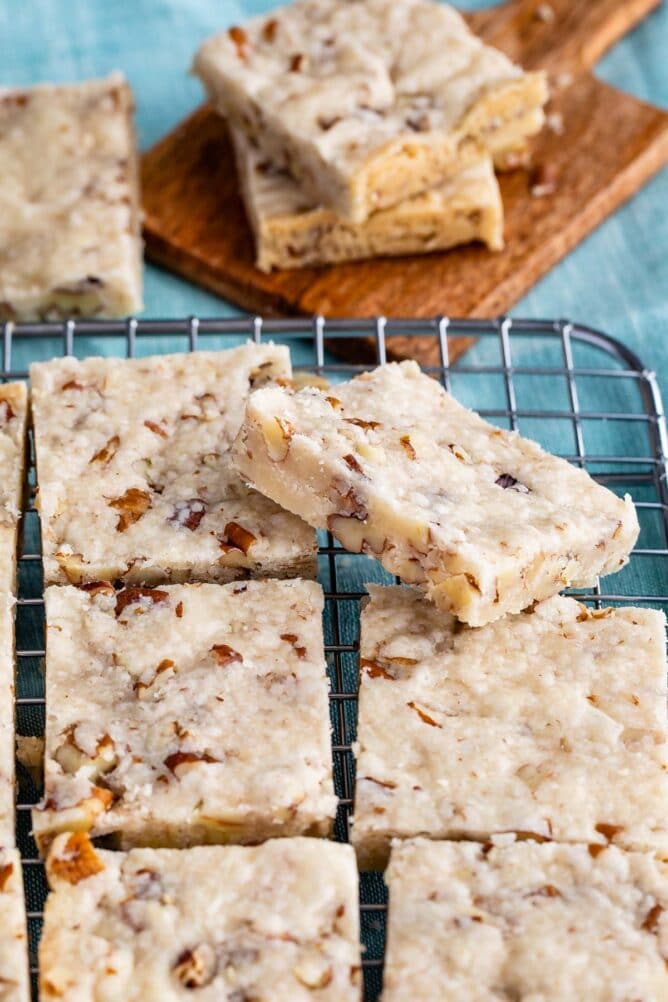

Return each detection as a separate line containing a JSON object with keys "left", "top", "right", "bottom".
{"left": 194, "top": 0, "right": 548, "bottom": 270}
{"left": 0, "top": 75, "right": 143, "bottom": 321}
{"left": 231, "top": 358, "right": 668, "bottom": 997}
{"left": 0, "top": 383, "right": 30, "bottom": 1002}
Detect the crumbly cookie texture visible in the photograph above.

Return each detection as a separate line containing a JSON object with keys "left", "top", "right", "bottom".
{"left": 351, "top": 587, "right": 668, "bottom": 870}
{"left": 0, "top": 848, "right": 30, "bottom": 1002}
{"left": 194, "top": 0, "right": 547, "bottom": 222}
{"left": 0, "top": 74, "right": 142, "bottom": 320}
{"left": 231, "top": 126, "right": 503, "bottom": 271}
{"left": 382, "top": 839, "right": 668, "bottom": 1002}
{"left": 31, "top": 345, "right": 317, "bottom": 586}
{"left": 41, "top": 834, "right": 361, "bottom": 1002}
{"left": 232, "top": 361, "right": 638, "bottom": 626}
{"left": 32, "top": 580, "right": 337, "bottom": 853}
{"left": 0, "top": 382, "right": 28, "bottom": 595}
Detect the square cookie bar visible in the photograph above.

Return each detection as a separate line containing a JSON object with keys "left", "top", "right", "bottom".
{"left": 0, "top": 848, "right": 30, "bottom": 1002}
{"left": 0, "top": 382, "right": 28, "bottom": 594}
{"left": 0, "top": 74, "right": 142, "bottom": 320}
{"left": 352, "top": 587, "right": 668, "bottom": 870}
{"left": 382, "top": 839, "right": 668, "bottom": 1002}
{"left": 31, "top": 345, "right": 317, "bottom": 586}
{"left": 231, "top": 126, "right": 503, "bottom": 271}
{"left": 32, "top": 580, "right": 337, "bottom": 852}
{"left": 233, "top": 361, "right": 638, "bottom": 625}
{"left": 41, "top": 834, "right": 361, "bottom": 1001}
{"left": 194, "top": 0, "right": 547, "bottom": 221}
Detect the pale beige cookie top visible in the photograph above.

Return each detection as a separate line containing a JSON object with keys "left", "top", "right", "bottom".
{"left": 31, "top": 345, "right": 316, "bottom": 586}
{"left": 41, "top": 833, "right": 361, "bottom": 1002}
{"left": 194, "top": 0, "right": 547, "bottom": 220}
{"left": 382, "top": 838, "right": 668, "bottom": 1002}
{"left": 0, "top": 382, "right": 28, "bottom": 595}
{"left": 33, "top": 580, "right": 337, "bottom": 852}
{"left": 0, "top": 74, "right": 142, "bottom": 320}
{"left": 352, "top": 587, "right": 668, "bottom": 869}
{"left": 0, "top": 848, "right": 30, "bottom": 1002}
{"left": 232, "top": 360, "right": 639, "bottom": 626}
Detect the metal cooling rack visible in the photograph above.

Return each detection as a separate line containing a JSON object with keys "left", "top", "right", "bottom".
{"left": 3, "top": 315, "right": 667, "bottom": 1001}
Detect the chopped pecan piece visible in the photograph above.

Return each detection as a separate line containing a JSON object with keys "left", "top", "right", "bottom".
{"left": 289, "top": 52, "right": 306, "bottom": 72}
{"left": 0, "top": 862, "right": 13, "bottom": 891}
{"left": 400, "top": 435, "right": 416, "bottom": 460}
{"left": 115, "top": 587, "right": 169, "bottom": 617}
{"left": 228, "top": 25, "right": 249, "bottom": 59}
{"left": 281, "top": 633, "right": 307, "bottom": 658}
{"left": 164, "top": 751, "right": 217, "bottom": 776}
{"left": 144, "top": 419, "right": 168, "bottom": 438}
{"left": 211, "top": 644, "right": 243, "bottom": 667}
{"left": 360, "top": 658, "right": 395, "bottom": 680}
{"left": 262, "top": 17, "right": 279, "bottom": 41}
{"left": 407, "top": 701, "right": 442, "bottom": 728}
{"left": 173, "top": 944, "right": 217, "bottom": 989}
{"left": 108, "top": 487, "right": 152, "bottom": 531}
{"left": 169, "top": 498, "right": 207, "bottom": 532}
{"left": 80, "top": 581, "right": 115, "bottom": 598}
{"left": 595, "top": 822, "right": 624, "bottom": 842}
{"left": 495, "top": 473, "right": 530, "bottom": 493}
{"left": 642, "top": 903, "right": 663, "bottom": 933}
{"left": 221, "top": 521, "right": 257, "bottom": 554}
{"left": 90, "top": 435, "right": 120, "bottom": 464}
{"left": 344, "top": 417, "right": 380, "bottom": 431}
{"left": 0, "top": 399, "right": 15, "bottom": 425}
{"left": 343, "top": 453, "right": 365, "bottom": 475}
{"left": 49, "top": 832, "right": 105, "bottom": 885}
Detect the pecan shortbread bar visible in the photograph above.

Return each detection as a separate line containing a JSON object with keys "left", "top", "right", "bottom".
{"left": 31, "top": 346, "right": 316, "bottom": 586}
{"left": 382, "top": 838, "right": 668, "bottom": 1001}
{"left": 0, "top": 848, "right": 30, "bottom": 1002}
{"left": 32, "top": 580, "right": 337, "bottom": 853}
{"left": 352, "top": 587, "right": 668, "bottom": 870}
{"left": 41, "top": 833, "right": 361, "bottom": 1001}
{"left": 0, "top": 75, "right": 142, "bottom": 320}
{"left": 194, "top": 0, "right": 547, "bottom": 222}
{"left": 0, "top": 595, "right": 17, "bottom": 847}
{"left": 232, "top": 361, "right": 638, "bottom": 625}
{"left": 231, "top": 126, "right": 503, "bottom": 271}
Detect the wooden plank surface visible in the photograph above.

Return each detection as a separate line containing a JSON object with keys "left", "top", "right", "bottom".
{"left": 141, "top": 0, "right": 668, "bottom": 366}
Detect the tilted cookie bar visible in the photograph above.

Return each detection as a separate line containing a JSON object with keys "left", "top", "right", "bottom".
{"left": 0, "top": 74, "right": 142, "bottom": 321}
{"left": 231, "top": 126, "right": 503, "bottom": 271}
{"left": 352, "top": 587, "right": 668, "bottom": 870}
{"left": 0, "top": 849, "right": 30, "bottom": 1002}
{"left": 41, "top": 833, "right": 361, "bottom": 1002}
{"left": 32, "top": 580, "right": 337, "bottom": 853}
{"left": 31, "top": 345, "right": 316, "bottom": 586}
{"left": 382, "top": 839, "right": 668, "bottom": 1002}
{"left": 232, "top": 361, "right": 638, "bottom": 625}
{"left": 194, "top": 0, "right": 547, "bottom": 222}
{"left": 0, "top": 382, "right": 28, "bottom": 594}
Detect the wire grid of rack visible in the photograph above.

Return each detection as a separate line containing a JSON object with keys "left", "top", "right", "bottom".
{"left": 3, "top": 315, "right": 668, "bottom": 1001}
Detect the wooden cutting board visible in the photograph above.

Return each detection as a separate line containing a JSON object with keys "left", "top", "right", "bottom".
{"left": 141, "top": 0, "right": 668, "bottom": 366}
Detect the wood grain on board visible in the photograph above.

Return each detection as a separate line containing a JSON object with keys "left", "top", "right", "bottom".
{"left": 141, "top": 0, "right": 668, "bottom": 366}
